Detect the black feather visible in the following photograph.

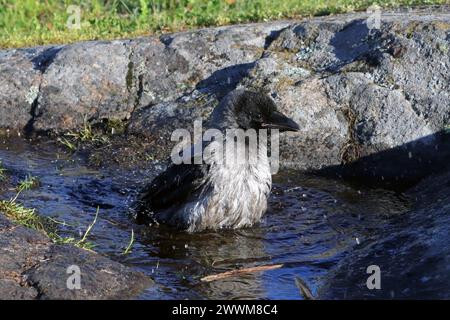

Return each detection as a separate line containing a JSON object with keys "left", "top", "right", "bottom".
{"left": 135, "top": 160, "right": 209, "bottom": 223}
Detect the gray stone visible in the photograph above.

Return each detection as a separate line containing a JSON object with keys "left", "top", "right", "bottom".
{"left": 0, "top": 214, "right": 153, "bottom": 300}
{"left": 25, "top": 244, "right": 153, "bottom": 300}
{"left": 35, "top": 41, "right": 133, "bottom": 131}
{"left": 0, "top": 47, "right": 47, "bottom": 131}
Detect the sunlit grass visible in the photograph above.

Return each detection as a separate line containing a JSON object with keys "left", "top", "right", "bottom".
{"left": 1, "top": 0, "right": 447, "bottom": 49}
{"left": 65, "top": 117, "right": 104, "bottom": 143}
{"left": 0, "top": 198, "right": 49, "bottom": 231}
{"left": 122, "top": 228, "right": 135, "bottom": 255}
{"left": 0, "top": 186, "right": 98, "bottom": 251}
{"left": 57, "top": 136, "right": 77, "bottom": 152}
{"left": 17, "top": 174, "right": 40, "bottom": 192}
{"left": 50, "top": 207, "right": 99, "bottom": 251}
{"left": 57, "top": 117, "right": 109, "bottom": 151}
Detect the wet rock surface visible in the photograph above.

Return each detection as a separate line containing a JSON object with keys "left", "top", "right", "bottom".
{"left": 0, "top": 213, "right": 153, "bottom": 300}
{"left": 318, "top": 166, "right": 450, "bottom": 299}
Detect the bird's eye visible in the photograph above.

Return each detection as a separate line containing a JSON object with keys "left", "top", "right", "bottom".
{"left": 253, "top": 112, "right": 262, "bottom": 120}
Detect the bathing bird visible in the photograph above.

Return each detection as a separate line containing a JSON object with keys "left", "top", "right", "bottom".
{"left": 135, "top": 89, "right": 299, "bottom": 232}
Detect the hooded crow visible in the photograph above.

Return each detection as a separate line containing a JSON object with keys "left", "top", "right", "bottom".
{"left": 135, "top": 89, "right": 299, "bottom": 232}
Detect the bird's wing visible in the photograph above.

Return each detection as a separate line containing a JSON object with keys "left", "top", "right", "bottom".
{"left": 136, "top": 142, "right": 211, "bottom": 213}
{"left": 137, "top": 162, "right": 209, "bottom": 211}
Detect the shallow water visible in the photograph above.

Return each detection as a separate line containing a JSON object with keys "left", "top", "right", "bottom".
{"left": 0, "top": 137, "right": 419, "bottom": 299}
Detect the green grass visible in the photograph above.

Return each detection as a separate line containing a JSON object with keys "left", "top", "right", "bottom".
{"left": 1, "top": 174, "right": 132, "bottom": 252}
{"left": 57, "top": 136, "right": 77, "bottom": 152}
{"left": 122, "top": 228, "right": 135, "bottom": 255}
{"left": 17, "top": 174, "right": 40, "bottom": 192}
{"left": 51, "top": 206, "right": 99, "bottom": 250}
{"left": 0, "top": 184, "right": 98, "bottom": 251}
{"left": 0, "top": 198, "right": 50, "bottom": 231}
{"left": 65, "top": 117, "right": 104, "bottom": 143}
{"left": 1, "top": 0, "right": 447, "bottom": 49}
{"left": 57, "top": 117, "right": 109, "bottom": 151}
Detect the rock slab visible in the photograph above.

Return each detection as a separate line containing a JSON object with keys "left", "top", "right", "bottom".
{"left": 0, "top": 214, "right": 153, "bottom": 300}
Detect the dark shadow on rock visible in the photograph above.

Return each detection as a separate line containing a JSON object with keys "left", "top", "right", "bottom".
{"left": 319, "top": 223, "right": 450, "bottom": 299}
{"left": 327, "top": 19, "right": 406, "bottom": 73}
{"left": 30, "top": 46, "right": 62, "bottom": 73}
{"left": 318, "top": 164, "right": 450, "bottom": 299}
{"left": 314, "top": 130, "right": 450, "bottom": 191}
{"left": 159, "top": 34, "right": 174, "bottom": 46}
{"left": 23, "top": 47, "right": 63, "bottom": 135}
{"left": 325, "top": 19, "right": 381, "bottom": 72}
{"left": 23, "top": 93, "right": 42, "bottom": 137}
{"left": 264, "top": 26, "right": 290, "bottom": 49}
{"left": 196, "top": 62, "right": 255, "bottom": 99}
{"left": 330, "top": 19, "right": 371, "bottom": 63}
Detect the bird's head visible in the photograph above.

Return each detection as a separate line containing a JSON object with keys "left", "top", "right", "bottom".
{"left": 211, "top": 90, "right": 300, "bottom": 132}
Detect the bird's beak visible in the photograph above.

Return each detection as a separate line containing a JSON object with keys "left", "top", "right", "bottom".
{"left": 261, "top": 110, "right": 300, "bottom": 132}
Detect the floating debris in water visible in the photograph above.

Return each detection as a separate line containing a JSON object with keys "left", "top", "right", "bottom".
{"left": 285, "top": 186, "right": 302, "bottom": 193}
{"left": 294, "top": 276, "right": 315, "bottom": 300}
{"left": 200, "top": 264, "right": 283, "bottom": 282}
